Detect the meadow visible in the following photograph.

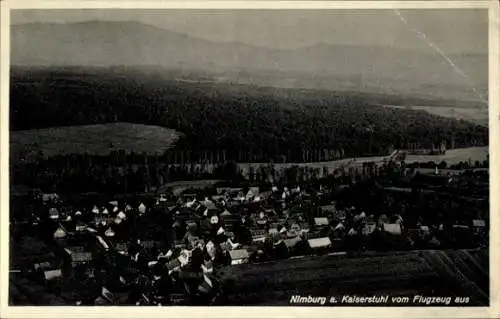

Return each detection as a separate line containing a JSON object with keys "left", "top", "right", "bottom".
{"left": 10, "top": 122, "right": 182, "bottom": 160}
{"left": 381, "top": 104, "right": 489, "bottom": 126}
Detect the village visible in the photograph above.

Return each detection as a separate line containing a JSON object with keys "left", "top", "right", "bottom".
{"left": 9, "top": 156, "right": 489, "bottom": 306}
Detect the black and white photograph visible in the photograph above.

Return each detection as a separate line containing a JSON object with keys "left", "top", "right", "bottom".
{"left": 1, "top": 1, "right": 498, "bottom": 315}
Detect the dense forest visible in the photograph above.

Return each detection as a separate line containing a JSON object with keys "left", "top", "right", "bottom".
{"left": 10, "top": 68, "right": 488, "bottom": 163}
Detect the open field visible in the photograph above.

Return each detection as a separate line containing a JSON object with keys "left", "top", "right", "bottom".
{"left": 238, "top": 146, "right": 489, "bottom": 177}
{"left": 381, "top": 104, "right": 489, "bottom": 126}
{"left": 217, "top": 249, "right": 489, "bottom": 306}
{"left": 10, "top": 122, "right": 183, "bottom": 160}
{"left": 403, "top": 146, "right": 488, "bottom": 163}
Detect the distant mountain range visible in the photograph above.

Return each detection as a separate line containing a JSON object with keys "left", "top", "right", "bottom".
{"left": 11, "top": 20, "right": 488, "bottom": 103}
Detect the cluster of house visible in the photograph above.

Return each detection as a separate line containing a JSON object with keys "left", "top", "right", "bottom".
{"left": 22, "top": 182, "right": 488, "bottom": 305}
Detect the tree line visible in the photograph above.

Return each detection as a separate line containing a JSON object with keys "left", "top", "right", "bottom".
{"left": 11, "top": 147, "right": 489, "bottom": 195}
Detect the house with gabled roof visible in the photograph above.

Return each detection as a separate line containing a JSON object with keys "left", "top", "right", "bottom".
{"left": 32, "top": 260, "right": 63, "bottom": 285}
{"left": 314, "top": 217, "right": 329, "bottom": 228}
{"left": 320, "top": 204, "right": 337, "bottom": 216}
{"left": 75, "top": 221, "right": 88, "bottom": 232}
{"left": 229, "top": 249, "right": 250, "bottom": 265}
{"left": 70, "top": 251, "right": 93, "bottom": 265}
{"left": 268, "top": 227, "right": 279, "bottom": 236}
{"left": 33, "top": 261, "right": 53, "bottom": 273}
{"left": 60, "top": 245, "right": 94, "bottom": 277}
{"left": 114, "top": 241, "right": 130, "bottom": 255}
{"left": 221, "top": 211, "right": 240, "bottom": 231}
{"left": 382, "top": 223, "right": 402, "bottom": 236}
{"left": 251, "top": 229, "right": 267, "bottom": 243}
{"left": 362, "top": 222, "right": 377, "bottom": 236}
{"left": 472, "top": 219, "right": 486, "bottom": 237}
{"left": 53, "top": 223, "right": 67, "bottom": 239}
{"left": 41, "top": 268, "right": 63, "bottom": 283}
{"left": 63, "top": 247, "right": 93, "bottom": 267}
{"left": 48, "top": 207, "right": 60, "bottom": 220}
{"left": 42, "top": 192, "right": 60, "bottom": 203}
{"left": 307, "top": 237, "right": 332, "bottom": 253}
{"left": 472, "top": 219, "right": 486, "bottom": 228}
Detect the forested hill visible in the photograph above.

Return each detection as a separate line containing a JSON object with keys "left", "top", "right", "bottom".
{"left": 11, "top": 21, "right": 487, "bottom": 103}
{"left": 10, "top": 68, "right": 488, "bottom": 161}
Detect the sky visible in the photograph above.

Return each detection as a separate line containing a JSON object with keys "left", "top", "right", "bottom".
{"left": 10, "top": 9, "right": 488, "bottom": 54}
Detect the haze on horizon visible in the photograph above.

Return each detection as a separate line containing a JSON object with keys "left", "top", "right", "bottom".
{"left": 10, "top": 9, "right": 489, "bottom": 105}
{"left": 11, "top": 9, "right": 488, "bottom": 54}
